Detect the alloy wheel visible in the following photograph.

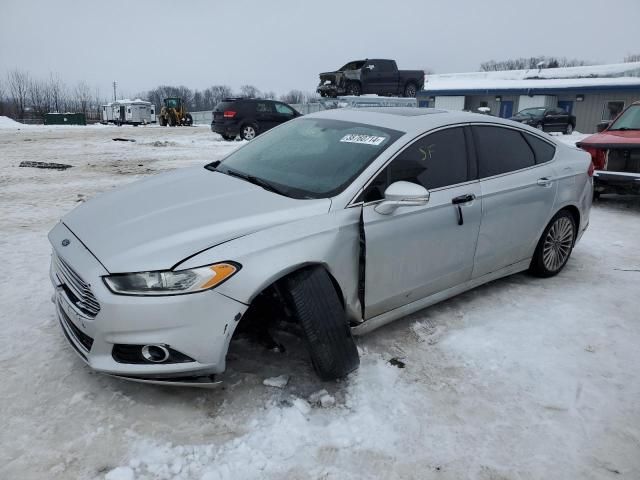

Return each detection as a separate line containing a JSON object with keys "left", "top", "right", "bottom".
{"left": 542, "top": 217, "right": 574, "bottom": 272}
{"left": 243, "top": 126, "right": 256, "bottom": 140}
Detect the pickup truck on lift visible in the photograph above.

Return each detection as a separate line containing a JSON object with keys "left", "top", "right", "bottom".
{"left": 317, "top": 59, "right": 424, "bottom": 98}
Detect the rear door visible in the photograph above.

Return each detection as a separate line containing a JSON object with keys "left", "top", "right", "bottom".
{"left": 376, "top": 60, "right": 399, "bottom": 94}
{"left": 254, "top": 101, "right": 277, "bottom": 131}
{"left": 362, "top": 126, "right": 482, "bottom": 318}
{"left": 471, "top": 125, "right": 558, "bottom": 278}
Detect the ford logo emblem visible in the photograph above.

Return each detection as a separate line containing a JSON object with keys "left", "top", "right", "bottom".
{"left": 61, "top": 239, "right": 70, "bottom": 247}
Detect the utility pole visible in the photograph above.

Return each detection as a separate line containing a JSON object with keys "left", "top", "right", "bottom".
{"left": 113, "top": 81, "right": 117, "bottom": 102}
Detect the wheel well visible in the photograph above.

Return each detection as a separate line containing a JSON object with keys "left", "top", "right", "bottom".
{"left": 559, "top": 205, "right": 580, "bottom": 234}
{"left": 236, "top": 265, "right": 345, "bottom": 335}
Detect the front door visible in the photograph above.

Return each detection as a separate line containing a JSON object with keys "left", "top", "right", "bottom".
{"left": 362, "top": 126, "right": 482, "bottom": 318}
{"left": 499, "top": 101, "right": 514, "bottom": 118}
{"left": 471, "top": 125, "right": 558, "bottom": 278}
{"left": 119, "top": 106, "right": 125, "bottom": 121}
{"left": 362, "top": 61, "right": 385, "bottom": 95}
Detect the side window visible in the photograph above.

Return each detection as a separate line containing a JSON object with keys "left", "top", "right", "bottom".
{"left": 361, "top": 127, "right": 468, "bottom": 202}
{"left": 522, "top": 132, "right": 556, "bottom": 164}
{"left": 603, "top": 101, "right": 624, "bottom": 120}
{"left": 473, "top": 126, "right": 535, "bottom": 177}
{"left": 275, "top": 103, "right": 294, "bottom": 115}
{"left": 256, "top": 102, "right": 273, "bottom": 113}
{"left": 377, "top": 61, "right": 394, "bottom": 72}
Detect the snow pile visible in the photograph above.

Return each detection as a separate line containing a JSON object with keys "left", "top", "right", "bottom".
{"left": 106, "top": 357, "right": 418, "bottom": 479}
{"left": 0, "top": 116, "right": 25, "bottom": 128}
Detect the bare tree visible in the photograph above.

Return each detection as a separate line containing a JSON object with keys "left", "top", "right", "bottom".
{"left": 280, "top": 89, "right": 306, "bottom": 104}
{"left": 7, "top": 69, "right": 30, "bottom": 119}
{"left": 239, "top": 84, "right": 260, "bottom": 98}
{"left": 48, "top": 73, "right": 67, "bottom": 112}
{"left": 28, "top": 78, "right": 49, "bottom": 118}
{"left": 624, "top": 53, "right": 640, "bottom": 63}
{"left": 74, "top": 81, "right": 92, "bottom": 115}
{"left": 480, "top": 56, "right": 591, "bottom": 72}
{"left": 263, "top": 91, "right": 277, "bottom": 100}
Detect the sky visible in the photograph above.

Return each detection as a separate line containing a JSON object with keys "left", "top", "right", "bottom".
{"left": 1, "top": 0, "right": 639, "bottom": 100}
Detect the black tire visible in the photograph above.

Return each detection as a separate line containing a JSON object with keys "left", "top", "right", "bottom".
{"left": 184, "top": 113, "right": 193, "bottom": 126}
{"left": 345, "top": 82, "right": 361, "bottom": 96}
{"left": 529, "top": 210, "right": 576, "bottom": 278}
{"left": 221, "top": 134, "right": 234, "bottom": 141}
{"left": 404, "top": 82, "right": 417, "bottom": 97}
{"left": 159, "top": 116, "right": 167, "bottom": 127}
{"left": 281, "top": 266, "right": 360, "bottom": 380}
{"left": 240, "top": 123, "right": 257, "bottom": 140}
{"left": 168, "top": 115, "right": 176, "bottom": 127}
{"left": 563, "top": 123, "right": 574, "bottom": 135}
{"left": 535, "top": 122, "right": 544, "bottom": 131}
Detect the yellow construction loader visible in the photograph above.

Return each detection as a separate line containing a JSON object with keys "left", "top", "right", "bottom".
{"left": 158, "top": 97, "right": 193, "bottom": 126}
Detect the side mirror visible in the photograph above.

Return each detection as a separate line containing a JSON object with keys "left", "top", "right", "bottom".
{"left": 374, "top": 181, "right": 430, "bottom": 215}
{"left": 597, "top": 121, "right": 611, "bottom": 132}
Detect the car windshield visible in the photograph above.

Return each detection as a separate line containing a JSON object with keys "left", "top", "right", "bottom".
{"left": 609, "top": 105, "right": 640, "bottom": 130}
{"left": 339, "top": 61, "right": 366, "bottom": 71}
{"left": 165, "top": 99, "right": 180, "bottom": 108}
{"left": 210, "top": 118, "right": 403, "bottom": 199}
{"left": 517, "top": 108, "right": 546, "bottom": 116}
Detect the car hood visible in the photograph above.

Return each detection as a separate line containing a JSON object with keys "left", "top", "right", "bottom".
{"left": 577, "top": 130, "right": 640, "bottom": 149}
{"left": 62, "top": 167, "right": 331, "bottom": 273}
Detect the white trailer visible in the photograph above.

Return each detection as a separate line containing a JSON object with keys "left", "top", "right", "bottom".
{"left": 101, "top": 103, "right": 115, "bottom": 124}
{"left": 110, "top": 99, "right": 153, "bottom": 126}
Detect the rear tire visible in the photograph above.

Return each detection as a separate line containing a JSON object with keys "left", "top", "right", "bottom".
{"left": 536, "top": 122, "right": 544, "bottom": 131}
{"left": 529, "top": 210, "right": 576, "bottom": 277}
{"left": 404, "top": 82, "right": 417, "bottom": 97}
{"left": 159, "top": 116, "right": 167, "bottom": 127}
{"left": 221, "top": 134, "right": 234, "bottom": 141}
{"left": 564, "top": 123, "right": 574, "bottom": 135}
{"left": 240, "top": 124, "right": 257, "bottom": 140}
{"left": 168, "top": 115, "right": 176, "bottom": 127}
{"left": 281, "top": 266, "right": 360, "bottom": 380}
{"left": 184, "top": 113, "right": 193, "bottom": 126}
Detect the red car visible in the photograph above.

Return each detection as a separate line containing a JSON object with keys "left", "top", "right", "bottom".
{"left": 577, "top": 101, "right": 640, "bottom": 198}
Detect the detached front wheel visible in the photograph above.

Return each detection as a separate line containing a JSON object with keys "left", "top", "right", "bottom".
{"left": 281, "top": 266, "right": 360, "bottom": 380}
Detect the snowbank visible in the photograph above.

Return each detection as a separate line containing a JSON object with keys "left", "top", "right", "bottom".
{"left": 0, "top": 116, "right": 26, "bottom": 128}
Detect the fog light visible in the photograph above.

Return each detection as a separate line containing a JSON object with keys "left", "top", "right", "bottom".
{"left": 141, "top": 344, "right": 170, "bottom": 363}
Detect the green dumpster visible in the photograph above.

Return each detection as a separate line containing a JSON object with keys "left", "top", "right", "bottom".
{"left": 44, "top": 113, "right": 86, "bottom": 125}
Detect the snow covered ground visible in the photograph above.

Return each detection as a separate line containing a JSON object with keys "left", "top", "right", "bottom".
{"left": 1, "top": 122, "right": 639, "bottom": 480}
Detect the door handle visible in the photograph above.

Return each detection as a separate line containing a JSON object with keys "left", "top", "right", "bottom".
{"left": 451, "top": 193, "right": 476, "bottom": 205}
{"left": 537, "top": 177, "right": 553, "bottom": 187}
{"left": 451, "top": 194, "right": 475, "bottom": 226}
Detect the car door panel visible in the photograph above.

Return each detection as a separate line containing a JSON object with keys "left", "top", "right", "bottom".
{"left": 471, "top": 125, "right": 558, "bottom": 278}
{"left": 363, "top": 182, "right": 482, "bottom": 318}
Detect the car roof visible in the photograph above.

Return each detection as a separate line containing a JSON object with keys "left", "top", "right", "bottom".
{"left": 305, "top": 107, "right": 529, "bottom": 135}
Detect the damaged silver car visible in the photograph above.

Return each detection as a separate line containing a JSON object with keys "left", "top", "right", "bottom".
{"left": 49, "top": 108, "right": 592, "bottom": 385}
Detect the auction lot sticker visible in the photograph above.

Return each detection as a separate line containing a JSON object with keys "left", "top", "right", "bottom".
{"left": 340, "top": 134, "right": 386, "bottom": 146}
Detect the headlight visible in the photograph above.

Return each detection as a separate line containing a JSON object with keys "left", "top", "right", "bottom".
{"left": 103, "top": 262, "right": 240, "bottom": 296}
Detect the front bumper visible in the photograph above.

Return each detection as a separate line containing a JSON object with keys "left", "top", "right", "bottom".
{"left": 594, "top": 170, "right": 640, "bottom": 194}
{"left": 317, "top": 84, "right": 344, "bottom": 96}
{"left": 49, "top": 222, "right": 248, "bottom": 381}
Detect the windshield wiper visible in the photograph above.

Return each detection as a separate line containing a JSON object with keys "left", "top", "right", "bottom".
{"left": 610, "top": 127, "right": 639, "bottom": 131}
{"left": 204, "top": 160, "right": 221, "bottom": 171}
{"left": 224, "top": 169, "right": 288, "bottom": 196}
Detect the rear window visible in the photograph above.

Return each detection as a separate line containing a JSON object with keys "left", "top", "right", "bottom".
{"left": 523, "top": 132, "right": 556, "bottom": 164}
{"left": 214, "top": 102, "right": 236, "bottom": 112}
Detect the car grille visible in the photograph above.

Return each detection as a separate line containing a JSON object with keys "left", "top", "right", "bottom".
{"left": 53, "top": 253, "right": 101, "bottom": 317}
{"left": 58, "top": 304, "right": 94, "bottom": 353}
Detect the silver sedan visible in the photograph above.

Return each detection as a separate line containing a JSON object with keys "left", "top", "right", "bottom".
{"left": 49, "top": 108, "right": 593, "bottom": 385}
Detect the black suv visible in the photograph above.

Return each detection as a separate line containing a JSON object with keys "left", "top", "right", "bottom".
{"left": 510, "top": 107, "right": 577, "bottom": 134}
{"left": 211, "top": 98, "right": 301, "bottom": 140}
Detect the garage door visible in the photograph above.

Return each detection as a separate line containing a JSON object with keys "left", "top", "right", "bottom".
{"left": 434, "top": 96, "right": 465, "bottom": 110}
{"left": 517, "top": 95, "right": 556, "bottom": 111}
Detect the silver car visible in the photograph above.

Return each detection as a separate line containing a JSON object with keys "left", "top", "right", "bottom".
{"left": 49, "top": 108, "right": 592, "bottom": 385}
